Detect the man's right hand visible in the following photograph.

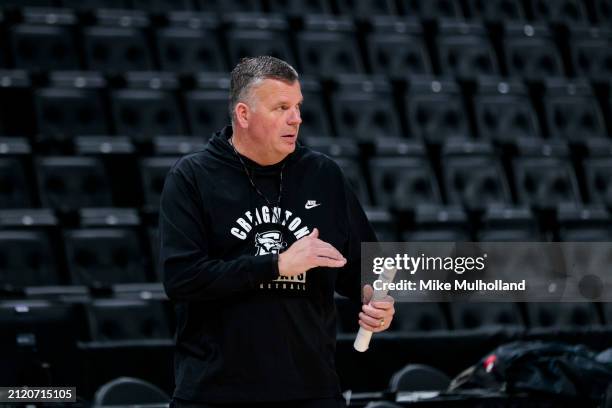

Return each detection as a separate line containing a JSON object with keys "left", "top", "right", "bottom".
{"left": 278, "top": 228, "right": 347, "bottom": 277}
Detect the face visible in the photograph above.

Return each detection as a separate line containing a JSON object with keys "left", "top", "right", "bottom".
{"left": 239, "top": 78, "right": 303, "bottom": 164}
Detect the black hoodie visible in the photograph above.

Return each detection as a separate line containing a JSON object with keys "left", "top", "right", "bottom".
{"left": 159, "top": 126, "right": 377, "bottom": 403}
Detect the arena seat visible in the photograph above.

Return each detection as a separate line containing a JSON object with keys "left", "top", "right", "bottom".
{"left": 512, "top": 140, "right": 582, "bottom": 209}
{"left": 111, "top": 89, "right": 184, "bottom": 143}
{"left": 569, "top": 26, "right": 612, "bottom": 82}
{"left": 83, "top": 14, "right": 152, "bottom": 72}
{"left": 156, "top": 15, "right": 224, "bottom": 74}
{"left": 87, "top": 299, "right": 171, "bottom": 341}
{"left": 36, "top": 156, "right": 114, "bottom": 210}
{"left": 504, "top": 23, "right": 565, "bottom": 81}
{"left": 10, "top": 19, "right": 79, "bottom": 71}
{"left": 296, "top": 16, "right": 364, "bottom": 76}
{"left": 369, "top": 155, "right": 441, "bottom": 210}
{"left": 473, "top": 78, "right": 540, "bottom": 143}
{"left": 34, "top": 87, "right": 108, "bottom": 141}
{"left": 92, "top": 376, "right": 170, "bottom": 406}
{"left": 367, "top": 17, "right": 431, "bottom": 78}
{"left": 405, "top": 77, "right": 470, "bottom": 143}
{"left": 225, "top": 14, "right": 295, "bottom": 69}
{"left": 64, "top": 227, "right": 148, "bottom": 288}
{"left": 330, "top": 75, "right": 402, "bottom": 140}
{"left": 441, "top": 138, "right": 512, "bottom": 211}
{"left": 437, "top": 21, "right": 499, "bottom": 79}
{"left": 543, "top": 79, "right": 606, "bottom": 141}
{"left": 389, "top": 364, "right": 451, "bottom": 392}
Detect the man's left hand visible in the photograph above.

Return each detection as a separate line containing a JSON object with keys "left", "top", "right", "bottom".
{"left": 358, "top": 284, "right": 395, "bottom": 332}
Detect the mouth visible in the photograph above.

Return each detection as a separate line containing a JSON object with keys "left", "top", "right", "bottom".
{"left": 281, "top": 134, "right": 297, "bottom": 141}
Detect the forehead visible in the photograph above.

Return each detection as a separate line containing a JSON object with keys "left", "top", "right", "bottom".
{"left": 250, "top": 78, "right": 302, "bottom": 104}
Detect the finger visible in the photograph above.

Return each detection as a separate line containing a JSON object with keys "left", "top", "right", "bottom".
{"left": 362, "top": 284, "right": 373, "bottom": 304}
{"left": 309, "top": 228, "right": 319, "bottom": 239}
{"left": 362, "top": 304, "right": 386, "bottom": 319}
{"left": 314, "top": 247, "right": 346, "bottom": 261}
{"left": 358, "top": 319, "right": 380, "bottom": 333}
{"left": 359, "top": 311, "right": 383, "bottom": 328}
{"left": 315, "top": 257, "right": 347, "bottom": 268}
{"left": 371, "top": 299, "right": 395, "bottom": 310}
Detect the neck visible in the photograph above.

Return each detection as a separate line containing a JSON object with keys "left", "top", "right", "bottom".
{"left": 230, "top": 130, "right": 286, "bottom": 166}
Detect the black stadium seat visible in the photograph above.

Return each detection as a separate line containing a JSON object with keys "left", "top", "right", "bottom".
{"left": 330, "top": 76, "right": 402, "bottom": 140}
{"left": 10, "top": 23, "right": 79, "bottom": 71}
{"left": 512, "top": 141, "right": 582, "bottom": 209}
{"left": 64, "top": 228, "right": 148, "bottom": 288}
{"left": 504, "top": 23, "right": 565, "bottom": 81}
{"left": 405, "top": 77, "right": 470, "bottom": 142}
{"left": 34, "top": 87, "right": 108, "bottom": 140}
{"left": 441, "top": 139, "right": 511, "bottom": 211}
{"left": 0, "top": 229, "right": 60, "bottom": 290}
{"left": 86, "top": 299, "right": 170, "bottom": 341}
{"left": 36, "top": 156, "right": 114, "bottom": 210}
{"left": 296, "top": 16, "right": 364, "bottom": 76}
{"left": 111, "top": 89, "right": 184, "bottom": 142}
{"left": 437, "top": 21, "right": 499, "bottom": 79}
{"left": 225, "top": 14, "right": 295, "bottom": 68}
{"left": 473, "top": 78, "right": 540, "bottom": 142}
{"left": 367, "top": 17, "right": 431, "bottom": 78}
{"left": 543, "top": 79, "right": 606, "bottom": 140}
{"left": 83, "top": 25, "right": 152, "bottom": 72}
{"left": 156, "top": 18, "right": 225, "bottom": 74}
{"left": 369, "top": 155, "right": 441, "bottom": 210}
{"left": 569, "top": 26, "right": 612, "bottom": 83}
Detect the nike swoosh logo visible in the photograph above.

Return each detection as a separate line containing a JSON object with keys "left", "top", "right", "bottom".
{"left": 305, "top": 203, "right": 321, "bottom": 209}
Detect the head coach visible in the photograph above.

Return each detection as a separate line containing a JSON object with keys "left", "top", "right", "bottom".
{"left": 159, "top": 56, "right": 395, "bottom": 408}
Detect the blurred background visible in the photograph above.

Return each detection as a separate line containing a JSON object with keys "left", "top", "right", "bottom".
{"left": 0, "top": 0, "right": 612, "bottom": 406}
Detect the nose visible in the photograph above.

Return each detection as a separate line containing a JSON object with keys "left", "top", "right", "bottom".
{"left": 287, "top": 106, "right": 302, "bottom": 126}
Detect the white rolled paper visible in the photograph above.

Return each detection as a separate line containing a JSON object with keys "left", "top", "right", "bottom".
{"left": 353, "top": 266, "right": 397, "bottom": 352}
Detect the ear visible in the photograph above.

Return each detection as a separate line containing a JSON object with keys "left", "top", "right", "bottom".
{"left": 234, "top": 102, "right": 249, "bottom": 129}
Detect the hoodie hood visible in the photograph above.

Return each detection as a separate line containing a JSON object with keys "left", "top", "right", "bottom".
{"left": 208, "top": 125, "right": 303, "bottom": 175}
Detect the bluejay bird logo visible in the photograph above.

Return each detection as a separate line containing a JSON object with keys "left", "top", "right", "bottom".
{"left": 254, "top": 230, "right": 287, "bottom": 256}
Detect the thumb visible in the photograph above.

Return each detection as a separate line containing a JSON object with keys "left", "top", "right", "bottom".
{"left": 309, "top": 228, "right": 319, "bottom": 239}
{"left": 362, "top": 284, "right": 374, "bottom": 304}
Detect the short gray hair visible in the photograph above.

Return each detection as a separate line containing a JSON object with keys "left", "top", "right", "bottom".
{"left": 229, "top": 56, "right": 299, "bottom": 123}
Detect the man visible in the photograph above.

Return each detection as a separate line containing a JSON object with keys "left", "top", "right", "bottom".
{"left": 160, "top": 56, "right": 394, "bottom": 408}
